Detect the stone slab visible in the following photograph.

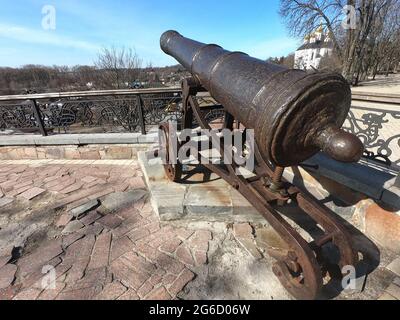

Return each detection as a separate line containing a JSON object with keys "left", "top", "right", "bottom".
{"left": 0, "top": 197, "right": 14, "bottom": 208}
{"left": 138, "top": 151, "right": 265, "bottom": 222}
{"left": 184, "top": 185, "right": 233, "bottom": 216}
{"left": 18, "top": 187, "right": 46, "bottom": 200}
{"left": 148, "top": 182, "right": 186, "bottom": 220}
{"left": 78, "top": 133, "right": 141, "bottom": 145}
{"left": 0, "top": 133, "right": 145, "bottom": 146}
{"left": 34, "top": 135, "right": 80, "bottom": 145}
{"left": 387, "top": 257, "right": 400, "bottom": 277}
{"left": 0, "top": 264, "right": 17, "bottom": 289}
{"left": 385, "top": 283, "right": 400, "bottom": 300}
{"left": 70, "top": 199, "right": 99, "bottom": 217}
{"left": 97, "top": 190, "right": 147, "bottom": 215}
{"left": 137, "top": 132, "right": 158, "bottom": 144}
{"left": 301, "top": 153, "right": 398, "bottom": 206}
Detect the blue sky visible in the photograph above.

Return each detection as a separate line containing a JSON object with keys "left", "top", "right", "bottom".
{"left": 0, "top": 0, "right": 300, "bottom": 67}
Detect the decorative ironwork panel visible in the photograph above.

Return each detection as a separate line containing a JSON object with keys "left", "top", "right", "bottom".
{"left": 0, "top": 101, "right": 38, "bottom": 130}
{"left": 343, "top": 105, "right": 400, "bottom": 171}
{"left": 0, "top": 92, "right": 185, "bottom": 134}
{"left": 141, "top": 92, "right": 183, "bottom": 125}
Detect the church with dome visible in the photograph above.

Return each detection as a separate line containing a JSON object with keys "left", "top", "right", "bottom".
{"left": 294, "top": 26, "right": 334, "bottom": 70}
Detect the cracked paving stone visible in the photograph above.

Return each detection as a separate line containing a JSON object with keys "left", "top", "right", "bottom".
{"left": 159, "top": 238, "right": 182, "bottom": 254}
{"left": 97, "top": 214, "right": 123, "bottom": 229}
{"left": 20, "top": 257, "right": 62, "bottom": 290}
{"left": 37, "top": 282, "right": 66, "bottom": 300}
{"left": 18, "top": 187, "right": 46, "bottom": 200}
{"left": 62, "top": 232, "right": 85, "bottom": 249}
{"left": 111, "top": 257, "right": 149, "bottom": 290}
{"left": 176, "top": 244, "right": 195, "bottom": 267}
{"left": 63, "top": 235, "right": 95, "bottom": 263}
{"left": 87, "top": 232, "right": 112, "bottom": 270}
{"left": 70, "top": 199, "right": 99, "bottom": 218}
{"left": 77, "top": 223, "right": 104, "bottom": 236}
{"left": 97, "top": 190, "right": 147, "bottom": 215}
{"left": 18, "top": 241, "right": 63, "bottom": 277}
{"left": 0, "top": 246, "right": 13, "bottom": 268}
{"left": 12, "top": 288, "right": 42, "bottom": 300}
{"left": 55, "top": 213, "right": 73, "bottom": 228}
{"left": 56, "top": 286, "right": 100, "bottom": 300}
{"left": 79, "top": 210, "right": 102, "bottom": 226}
{"left": 146, "top": 286, "right": 172, "bottom": 300}
{"left": 0, "top": 264, "right": 17, "bottom": 289}
{"left": 168, "top": 268, "right": 195, "bottom": 296}
{"left": 95, "top": 281, "right": 127, "bottom": 300}
{"left": 62, "top": 220, "right": 85, "bottom": 235}
{"left": 110, "top": 236, "right": 134, "bottom": 262}
{"left": 117, "top": 289, "right": 139, "bottom": 300}
{"left": 0, "top": 284, "right": 21, "bottom": 300}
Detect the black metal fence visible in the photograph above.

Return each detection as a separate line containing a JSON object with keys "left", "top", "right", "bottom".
{"left": 0, "top": 88, "right": 183, "bottom": 136}
{"left": 343, "top": 105, "right": 400, "bottom": 172}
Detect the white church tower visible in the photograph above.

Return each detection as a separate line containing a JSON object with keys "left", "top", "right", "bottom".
{"left": 294, "top": 25, "right": 334, "bottom": 70}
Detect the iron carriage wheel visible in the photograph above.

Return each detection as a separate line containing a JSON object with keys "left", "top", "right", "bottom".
{"left": 159, "top": 122, "right": 182, "bottom": 182}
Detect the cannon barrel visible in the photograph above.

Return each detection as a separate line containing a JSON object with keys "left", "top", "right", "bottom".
{"left": 160, "top": 30, "right": 364, "bottom": 166}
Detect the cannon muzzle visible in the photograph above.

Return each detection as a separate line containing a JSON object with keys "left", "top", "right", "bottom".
{"left": 160, "top": 30, "right": 363, "bottom": 166}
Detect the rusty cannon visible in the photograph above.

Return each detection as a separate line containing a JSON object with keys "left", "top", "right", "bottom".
{"left": 158, "top": 30, "right": 365, "bottom": 299}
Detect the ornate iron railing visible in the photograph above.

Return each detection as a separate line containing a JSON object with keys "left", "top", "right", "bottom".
{"left": 0, "top": 88, "right": 184, "bottom": 135}
{"left": 343, "top": 105, "right": 400, "bottom": 172}
{"left": 0, "top": 89, "right": 225, "bottom": 136}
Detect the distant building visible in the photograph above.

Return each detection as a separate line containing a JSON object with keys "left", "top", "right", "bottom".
{"left": 294, "top": 26, "right": 334, "bottom": 70}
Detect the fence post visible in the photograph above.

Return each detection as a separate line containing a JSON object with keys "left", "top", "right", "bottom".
{"left": 137, "top": 94, "right": 146, "bottom": 135}
{"left": 31, "top": 99, "right": 47, "bottom": 136}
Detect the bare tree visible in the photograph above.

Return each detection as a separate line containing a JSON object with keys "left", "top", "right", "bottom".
{"left": 279, "top": 0, "right": 398, "bottom": 84}
{"left": 267, "top": 54, "right": 295, "bottom": 68}
{"left": 280, "top": 0, "right": 346, "bottom": 58}
{"left": 94, "top": 46, "right": 142, "bottom": 89}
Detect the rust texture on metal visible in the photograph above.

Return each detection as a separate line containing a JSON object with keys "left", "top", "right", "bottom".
{"left": 159, "top": 31, "right": 367, "bottom": 300}
{"left": 160, "top": 30, "right": 364, "bottom": 166}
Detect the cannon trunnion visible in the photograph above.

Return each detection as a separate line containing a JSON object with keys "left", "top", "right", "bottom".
{"left": 159, "top": 30, "right": 365, "bottom": 300}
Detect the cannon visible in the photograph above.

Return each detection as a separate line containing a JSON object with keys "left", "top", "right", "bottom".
{"left": 159, "top": 30, "right": 365, "bottom": 299}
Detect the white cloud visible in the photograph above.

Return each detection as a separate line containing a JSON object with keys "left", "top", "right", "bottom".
{"left": 0, "top": 23, "right": 100, "bottom": 52}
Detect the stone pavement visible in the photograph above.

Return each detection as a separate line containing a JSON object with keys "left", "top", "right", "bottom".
{"left": 352, "top": 73, "right": 400, "bottom": 95}
{"left": 0, "top": 159, "right": 398, "bottom": 300}
{"left": 0, "top": 159, "right": 211, "bottom": 300}
{"left": 379, "top": 257, "right": 400, "bottom": 300}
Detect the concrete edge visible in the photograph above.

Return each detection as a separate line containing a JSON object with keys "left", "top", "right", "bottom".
{"left": 0, "top": 132, "right": 159, "bottom": 146}
{"left": 301, "top": 153, "right": 399, "bottom": 209}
